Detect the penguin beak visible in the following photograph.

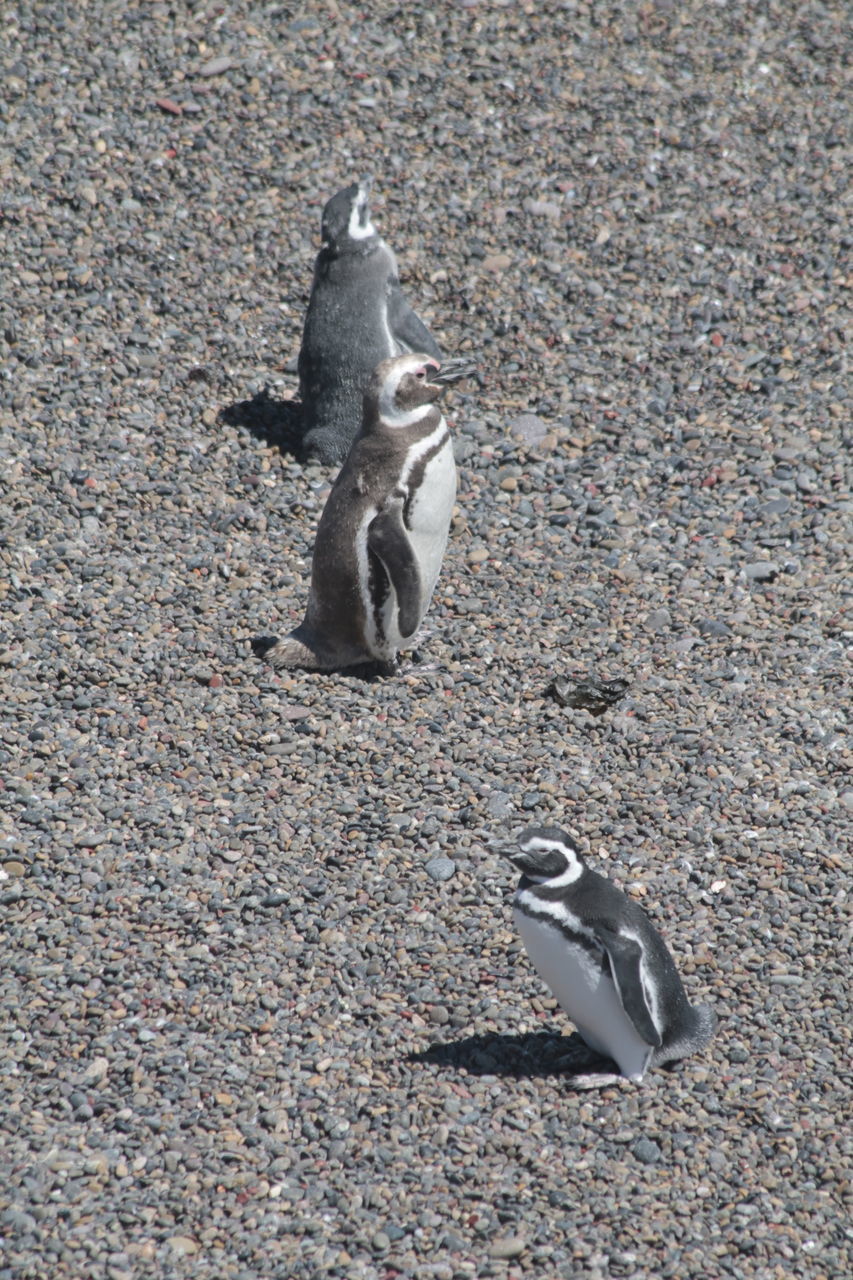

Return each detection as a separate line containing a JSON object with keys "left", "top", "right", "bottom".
{"left": 429, "top": 358, "right": 477, "bottom": 388}
{"left": 483, "top": 835, "right": 521, "bottom": 865}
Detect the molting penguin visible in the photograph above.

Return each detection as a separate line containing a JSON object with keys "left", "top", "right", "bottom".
{"left": 499, "top": 827, "right": 716, "bottom": 1088}
{"left": 253, "top": 353, "right": 470, "bottom": 672}
{"left": 297, "top": 178, "right": 442, "bottom": 465}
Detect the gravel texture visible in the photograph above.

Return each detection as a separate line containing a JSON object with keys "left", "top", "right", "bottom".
{"left": 1, "top": 3, "right": 850, "bottom": 1280}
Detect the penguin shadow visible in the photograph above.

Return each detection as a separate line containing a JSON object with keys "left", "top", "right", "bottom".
{"left": 410, "top": 1030, "right": 622, "bottom": 1082}
{"left": 220, "top": 387, "right": 304, "bottom": 458}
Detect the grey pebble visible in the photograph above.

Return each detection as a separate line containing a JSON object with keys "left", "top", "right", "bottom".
{"left": 425, "top": 857, "right": 456, "bottom": 882}
{"left": 697, "top": 617, "right": 732, "bottom": 638}
{"left": 631, "top": 1138, "right": 663, "bottom": 1165}
{"left": 743, "top": 561, "right": 780, "bottom": 582}
{"left": 488, "top": 1236, "right": 527, "bottom": 1259}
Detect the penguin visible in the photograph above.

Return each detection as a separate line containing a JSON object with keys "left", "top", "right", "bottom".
{"left": 499, "top": 826, "right": 716, "bottom": 1088}
{"left": 296, "top": 177, "right": 443, "bottom": 465}
{"left": 253, "top": 352, "right": 471, "bottom": 672}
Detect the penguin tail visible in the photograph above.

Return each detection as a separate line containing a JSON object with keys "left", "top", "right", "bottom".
{"left": 250, "top": 629, "right": 329, "bottom": 671}
{"left": 692, "top": 1004, "right": 717, "bottom": 1051}
{"left": 655, "top": 1003, "right": 717, "bottom": 1069}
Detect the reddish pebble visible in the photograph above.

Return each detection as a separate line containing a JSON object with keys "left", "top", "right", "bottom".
{"left": 208, "top": 674, "right": 224, "bottom": 688}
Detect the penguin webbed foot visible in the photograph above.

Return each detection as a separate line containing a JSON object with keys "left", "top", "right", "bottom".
{"left": 251, "top": 635, "right": 280, "bottom": 661}
{"left": 345, "top": 657, "right": 400, "bottom": 681}
{"left": 565, "top": 1069, "right": 630, "bottom": 1091}
{"left": 556, "top": 1047, "right": 631, "bottom": 1090}
{"left": 299, "top": 427, "right": 349, "bottom": 467}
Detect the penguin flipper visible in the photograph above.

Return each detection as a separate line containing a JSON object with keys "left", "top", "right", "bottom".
{"left": 596, "top": 926, "right": 663, "bottom": 1048}
{"left": 367, "top": 507, "right": 422, "bottom": 639}
{"left": 386, "top": 282, "right": 442, "bottom": 360}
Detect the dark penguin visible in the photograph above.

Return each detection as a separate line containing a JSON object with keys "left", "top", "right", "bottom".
{"left": 253, "top": 353, "right": 468, "bottom": 672}
{"left": 297, "top": 178, "right": 442, "bottom": 464}
{"left": 499, "top": 827, "right": 716, "bottom": 1088}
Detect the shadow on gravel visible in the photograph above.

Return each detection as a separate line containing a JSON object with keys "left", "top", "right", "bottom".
{"left": 220, "top": 388, "right": 304, "bottom": 457}
{"left": 410, "top": 1030, "right": 613, "bottom": 1080}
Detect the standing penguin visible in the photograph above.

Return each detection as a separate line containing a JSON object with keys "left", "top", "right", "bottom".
{"left": 498, "top": 827, "right": 716, "bottom": 1088}
{"left": 253, "top": 353, "right": 469, "bottom": 672}
{"left": 297, "top": 178, "right": 442, "bottom": 464}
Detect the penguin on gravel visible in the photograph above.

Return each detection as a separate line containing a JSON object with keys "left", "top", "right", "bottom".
{"left": 498, "top": 827, "right": 716, "bottom": 1088}
{"left": 296, "top": 178, "right": 443, "bottom": 465}
{"left": 253, "top": 352, "right": 471, "bottom": 673}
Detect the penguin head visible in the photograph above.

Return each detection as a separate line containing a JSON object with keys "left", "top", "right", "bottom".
{"left": 503, "top": 826, "right": 587, "bottom": 886}
{"left": 368, "top": 353, "right": 447, "bottom": 429}
{"left": 320, "top": 178, "right": 377, "bottom": 250}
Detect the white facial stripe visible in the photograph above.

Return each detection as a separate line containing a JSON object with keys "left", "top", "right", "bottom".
{"left": 516, "top": 835, "right": 583, "bottom": 886}
{"left": 348, "top": 192, "right": 376, "bottom": 241}
{"left": 519, "top": 836, "right": 575, "bottom": 856}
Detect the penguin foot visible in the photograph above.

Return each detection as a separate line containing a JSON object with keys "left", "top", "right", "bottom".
{"left": 251, "top": 635, "right": 280, "bottom": 661}
{"left": 565, "top": 1070, "right": 630, "bottom": 1091}
{"left": 251, "top": 631, "right": 394, "bottom": 675}
{"left": 345, "top": 657, "right": 399, "bottom": 680}
{"left": 250, "top": 632, "right": 330, "bottom": 670}
{"left": 299, "top": 429, "right": 349, "bottom": 467}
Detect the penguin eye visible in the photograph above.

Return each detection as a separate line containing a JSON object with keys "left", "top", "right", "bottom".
{"left": 415, "top": 368, "right": 426, "bottom": 380}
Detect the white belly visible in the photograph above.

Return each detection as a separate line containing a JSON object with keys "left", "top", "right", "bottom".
{"left": 405, "top": 438, "right": 456, "bottom": 605}
{"left": 515, "top": 907, "right": 653, "bottom": 1081}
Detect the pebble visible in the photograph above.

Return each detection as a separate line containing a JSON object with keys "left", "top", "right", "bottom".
{"left": 631, "top": 1138, "right": 663, "bottom": 1166}
{"left": 1, "top": 6, "right": 848, "bottom": 1280}
{"left": 488, "top": 1236, "right": 527, "bottom": 1260}
{"left": 425, "top": 857, "right": 456, "bottom": 882}
{"left": 743, "top": 561, "right": 780, "bottom": 582}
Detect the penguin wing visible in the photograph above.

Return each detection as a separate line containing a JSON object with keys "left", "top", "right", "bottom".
{"left": 367, "top": 506, "right": 422, "bottom": 638}
{"left": 386, "top": 281, "right": 442, "bottom": 359}
{"left": 596, "top": 925, "right": 663, "bottom": 1048}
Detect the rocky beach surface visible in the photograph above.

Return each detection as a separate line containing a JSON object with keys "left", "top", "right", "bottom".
{"left": 1, "top": 4, "right": 849, "bottom": 1279}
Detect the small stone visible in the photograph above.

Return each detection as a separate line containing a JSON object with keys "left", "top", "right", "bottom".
{"left": 80, "top": 1056, "right": 110, "bottom": 1083}
{"left": 631, "top": 1138, "right": 662, "bottom": 1165}
{"left": 2, "top": 1209, "right": 37, "bottom": 1234}
{"left": 428, "top": 1005, "right": 450, "bottom": 1025}
{"left": 74, "top": 831, "right": 105, "bottom": 848}
{"left": 167, "top": 1236, "right": 199, "bottom": 1256}
{"left": 743, "top": 561, "right": 779, "bottom": 582}
{"left": 523, "top": 198, "right": 561, "bottom": 219}
{"left": 488, "top": 1236, "right": 527, "bottom": 1260}
{"left": 199, "top": 55, "right": 233, "bottom": 76}
{"left": 425, "top": 856, "right": 455, "bottom": 882}
{"left": 644, "top": 607, "right": 672, "bottom": 633}
{"left": 697, "top": 617, "right": 732, "bottom": 638}
{"left": 371, "top": 1231, "right": 391, "bottom": 1253}
{"left": 509, "top": 413, "right": 549, "bottom": 445}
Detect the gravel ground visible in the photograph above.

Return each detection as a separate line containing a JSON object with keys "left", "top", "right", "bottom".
{"left": 1, "top": 3, "right": 850, "bottom": 1279}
